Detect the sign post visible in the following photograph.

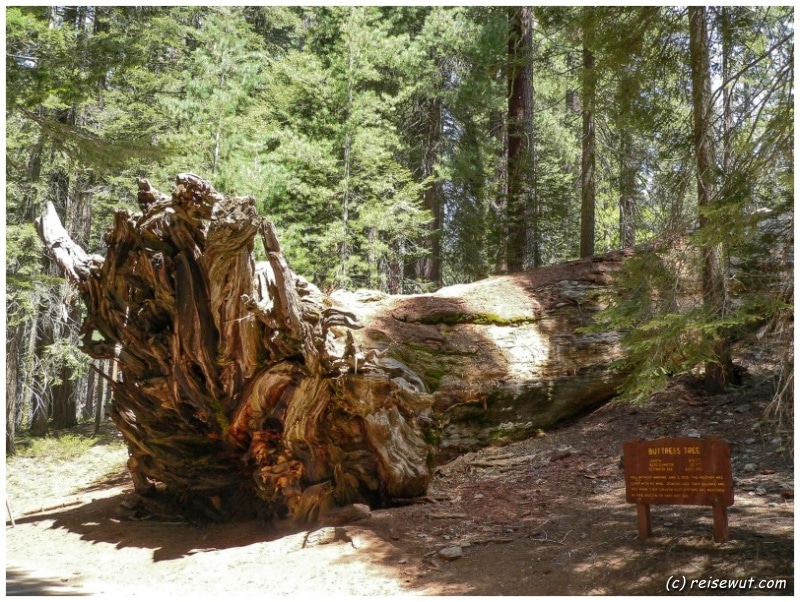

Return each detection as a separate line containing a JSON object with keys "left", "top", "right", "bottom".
{"left": 623, "top": 436, "right": 734, "bottom": 543}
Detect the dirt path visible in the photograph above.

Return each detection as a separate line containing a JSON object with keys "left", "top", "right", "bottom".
{"left": 6, "top": 374, "right": 793, "bottom": 596}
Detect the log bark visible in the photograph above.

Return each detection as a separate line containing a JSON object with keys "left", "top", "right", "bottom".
{"left": 37, "top": 174, "right": 626, "bottom": 523}
{"left": 334, "top": 254, "right": 628, "bottom": 459}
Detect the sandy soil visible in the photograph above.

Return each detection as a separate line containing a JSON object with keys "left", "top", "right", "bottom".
{"left": 6, "top": 363, "right": 793, "bottom": 597}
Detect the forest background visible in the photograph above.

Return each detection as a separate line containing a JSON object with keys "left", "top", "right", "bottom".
{"left": 4, "top": 6, "right": 793, "bottom": 454}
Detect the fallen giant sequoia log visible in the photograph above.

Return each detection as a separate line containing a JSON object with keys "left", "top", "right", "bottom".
{"left": 37, "top": 174, "right": 626, "bottom": 522}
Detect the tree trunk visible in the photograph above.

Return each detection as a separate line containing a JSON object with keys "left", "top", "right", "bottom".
{"left": 50, "top": 362, "right": 78, "bottom": 429}
{"left": 6, "top": 325, "right": 23, "bottom": 455}
{"left": 84, "top": 361, "right": 96, "bottom": 422}
{"left": 619, "top": 128, "right": 637, "bottom": 248}
{"left": 93, "top": 360, "right": 110, "bottom": 436}
{"left": 580, "top": 8, "right": 596, "bottom": 259}
{"left": 21, "top": 132, "right": 45, "bottom": 223}
{"left": 29, "top": 397, "right": 49, "bottom": 437}
{"left": 21, "top": 312, "right": 40, "bottom": 434}
{"left": 525, "top": 12, "right": 540, "bottom": 270}
{"left": 420, "top": 97, "right": 443, "bottom": 287}
{"left": 720, "top": 7, "right": 734, "bottom": 181}
{"left": 37, "top": 174, "right": 628, "bottom": 522}
{"left": 29, "top": 307, "right": 51, "bottom": 437}
{"left": 339, "top": 12, "right": 357, "bottom": 290}
{"left": 615, "top": 15, "right": 640, "bottom": 250}
{"left": 506, "top": 7, "right": 534, "bottom": 272}
{"left": 689, "top": 6, "right": 735, "bottom": 393}
{"left": 491, "top": 108, "right": 509, "bottom": 274}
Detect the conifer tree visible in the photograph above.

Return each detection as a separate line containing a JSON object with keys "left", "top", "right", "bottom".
{"left": 6, "top": 6, "right": 187, "bottom": 439}
{"left": 689, "top": 6, "right": 735, "bottom": 392}
{"left": 6, "top": 6, "right": 793, "bottom": 451}
{"left": 579, "top": 7, "right": 597, "bottom": 258}
{"left": 506, "top": 6, "right": 535, "bottom": 271}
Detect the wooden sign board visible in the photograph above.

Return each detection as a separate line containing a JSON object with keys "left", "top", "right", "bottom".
{"left": 623, "top": 436, "right": 734, "bottom": 542}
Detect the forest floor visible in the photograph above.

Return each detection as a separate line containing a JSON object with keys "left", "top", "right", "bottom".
{"left": 6, "top": 343, "right": 794, "bottom": 597}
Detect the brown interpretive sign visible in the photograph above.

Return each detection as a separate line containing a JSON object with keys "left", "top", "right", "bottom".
{"left": 623, "top": 436, "right": 734, "bottom": 542}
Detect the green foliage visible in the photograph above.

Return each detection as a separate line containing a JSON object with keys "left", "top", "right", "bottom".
{"left": 6, "top": 224, "right": 46, "bottom": 322}
{"left": 7, "top": 7, "right": 173, "bottom": 171}
{"left": 42, "top": 337, "right": 91, "bottom": 384}
{"left": 5, "top": 6, "right": 794, "bottom": 427}
{"left": 436, "top": 7, "right": 507, "bottom": 282}
{"left": 15, "top": 433, "right": 99, "bottom": 462}
{"left": 158, "top": 7, "right": 269, "bottom": 183}
{"left": 592, "top": 213, "right": 791, "bottom": 403}
{"left": 573, "top": 4, "right": 793, "bottom": 401}
{"left": 248, "top": 6, "right": 437, "bottom": 291}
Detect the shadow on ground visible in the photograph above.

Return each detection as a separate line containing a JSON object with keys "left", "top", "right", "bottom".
{"left": 9, "top": 492, "right": 288, "bottom": 563}
{"left": 6, "top": 370, "right": 794, "bottom": 596}
{"left": 6, "top": 567, "right": 87, "bottom": 596}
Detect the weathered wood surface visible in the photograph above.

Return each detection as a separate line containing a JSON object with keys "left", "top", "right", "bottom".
{"left": 37, "top": 174, "right": 627, "bottom": 522}
{"left": 336, "top": 255, "right": 628, "bottom": 459}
